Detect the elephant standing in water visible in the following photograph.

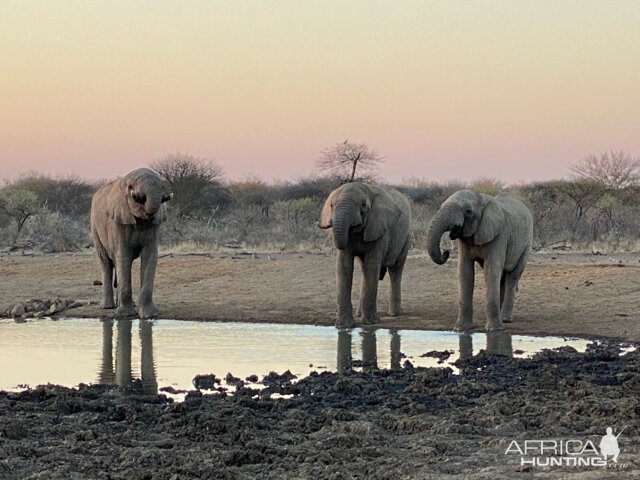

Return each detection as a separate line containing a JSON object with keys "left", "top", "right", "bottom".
{"left": 319, "top": 183, "right": 411, "bottom": 327}
{"left": 426, "top": 190, "right": 533, "bottom": 331}
{"left": 91, "top": 168, "right": 172, "bottom": 319}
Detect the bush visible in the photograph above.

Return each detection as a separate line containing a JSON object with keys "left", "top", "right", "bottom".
{"left": 23, "top": 212, "right": 89, "bottom": 252}
{"left": 271, "top": 197, "right": 325, "bottom": 247}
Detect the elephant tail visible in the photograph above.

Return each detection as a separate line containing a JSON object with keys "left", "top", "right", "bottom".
{"left": 379, "top": 265, "right": 387, "bottom": 281}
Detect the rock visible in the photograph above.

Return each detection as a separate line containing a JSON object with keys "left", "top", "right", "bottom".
{"left": 33, "top": 311, "right": 46, "bottom": 318}
{"left": 68, "top": 301, "right": 84, "bottom": 309}
{"left": 48, "top": 302, "right": 65, "bottom": 315}
{"left": 11, "top": 303, "right": 25, "bottom": 317}
{"left": 245, "top": 374, "right": 259, "bottom": 383}
{"left": 93, "top": 280, "right": 103, "bottom": 286}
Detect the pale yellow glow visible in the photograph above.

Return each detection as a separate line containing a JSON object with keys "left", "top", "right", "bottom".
{"left": 1, "top": 1, "right": 639, "bottom": 182}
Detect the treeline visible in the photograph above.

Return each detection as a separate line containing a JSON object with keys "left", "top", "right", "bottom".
{"left": 2, "top": 155, "right": 640, "bottom": 253}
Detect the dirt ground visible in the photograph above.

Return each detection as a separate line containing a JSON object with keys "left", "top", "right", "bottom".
{"left": 2, "top": 249, "right": 640, "bottom": 341}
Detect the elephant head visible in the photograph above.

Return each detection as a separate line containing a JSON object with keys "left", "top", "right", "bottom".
{"left": 426, "top": 190, "right": 505, "bottom": 264}
{"left": 107, "top": 168, "right": 173, "bottom": 225}
{"left": 318, "top": 183, "right": 396, "bottom": 250}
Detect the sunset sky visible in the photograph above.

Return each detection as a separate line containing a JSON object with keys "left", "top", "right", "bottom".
{"left": 1, "top": 1, "right": 639, "bottom": 184}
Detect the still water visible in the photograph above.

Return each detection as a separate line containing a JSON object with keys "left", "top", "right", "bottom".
{"left": 0, "top": 318, "right": 591, "bottom": 394}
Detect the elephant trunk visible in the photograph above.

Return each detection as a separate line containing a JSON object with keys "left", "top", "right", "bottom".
{"left": 145, "top": 191, "right": 163, "bottom": 220}
{"left": 331, "top": 204, "right": 351, "bottom": 250}
{"left": 426, "top": 204, "right": 461, "bottom": 265}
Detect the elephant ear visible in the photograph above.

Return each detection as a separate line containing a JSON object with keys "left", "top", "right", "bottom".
{"left": 474, "top": 196, "right": 505, "bottom": 245}
{"left": 319, "top": 191, "right": 335, "bottom": 228}
{"left": 107, "top": 180, "right": 136, "bottom": 225}
{"left": 363, "top": 191, "right": 399, "bottom": 242}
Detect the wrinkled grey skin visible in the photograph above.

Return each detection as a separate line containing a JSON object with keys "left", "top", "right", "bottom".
{"left": 319, "top": 183, "right": 411, "bottom": 328}
{"left": 91, "top": 168, "right": 172, "bottom": 319}
{"left": 426, "top": 190, "right": 533, "bottom": 332}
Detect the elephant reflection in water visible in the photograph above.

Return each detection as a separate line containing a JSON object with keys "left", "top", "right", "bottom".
{"left": 458, "top": 331, "right": 513, "bottom": 361}
{"left": 337, "top": 328, "right": 402, "bottom": 373}
{"left": 99, "top": 319, "right": 158, "bottom": 394}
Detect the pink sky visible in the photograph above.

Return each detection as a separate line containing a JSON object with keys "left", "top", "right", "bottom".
{"left": 1, "top": 1, "right": 639, "bottom": 184}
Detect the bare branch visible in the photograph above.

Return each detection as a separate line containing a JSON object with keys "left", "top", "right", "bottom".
{"left": 316, "top": 140, "right": 384, "bottom": 183}
{"left": 570, "top": 151, "right": 640, "bottom": 188}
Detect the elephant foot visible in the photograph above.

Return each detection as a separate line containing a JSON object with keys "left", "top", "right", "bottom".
{"left": 387, "top": 306, "right": 403, "bottom": 317}
{"left": 336, "top": 315, "right": 356, "bottom": 329}
{"left": 138, "top": 303, "right": 160, "bottom": 320}
{"left": 100, "top": 299, "right": 116, "bottom": 309}
{"left": 454, "top": 321, "right": 474, "bottom": 332}
{"left": 486, "top": 320, "right": 505, "bottom": 331}
{"left": 362, "top": 312, "right": 380, "bottom": 325}
{"left": 115, "top": 304, "right": 137, "bottom": 318}
{"left": 502, "top": 316, "right": 513, "bottom": 323}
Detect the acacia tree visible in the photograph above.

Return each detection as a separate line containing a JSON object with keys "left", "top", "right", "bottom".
{"left": 570, "top": 151, "right": 640, "bottom": 189}
{"left": 316, "top": 140, "right": 384, "bottom": 183}
{"left": 151, "top": 153, "right": 225, "bottom": 219}
{"left": 553, "top": 179, "right": 609, "bottom": 232}
{"left": 0, "top": 187, "right": 43, "bottom": 239}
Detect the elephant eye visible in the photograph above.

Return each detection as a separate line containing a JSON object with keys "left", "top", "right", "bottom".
{"left": 465, "top": 209, "right": 472, "bottom": 216}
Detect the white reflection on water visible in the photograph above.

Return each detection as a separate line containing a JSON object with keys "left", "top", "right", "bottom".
{"left": 0, "top": 318, "right": 592, "bottom": 393}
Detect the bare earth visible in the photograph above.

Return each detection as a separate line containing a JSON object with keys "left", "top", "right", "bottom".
{"left": 1, "top": 250, "right": 640, "bottom": 340}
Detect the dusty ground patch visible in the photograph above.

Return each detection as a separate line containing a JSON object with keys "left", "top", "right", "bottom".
{"left": 1, "top": 250, "right": 640, "bottom": 340}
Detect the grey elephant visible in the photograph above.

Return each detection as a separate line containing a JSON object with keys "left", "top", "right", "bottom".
{"left": 426, "top": 190, "right": 533, "bottom": 331}
{"left": 91, "top": 168, "right": 172, "bottom": 319}
{"left": 318, "top": 183, "right": 411, "bottom": 327}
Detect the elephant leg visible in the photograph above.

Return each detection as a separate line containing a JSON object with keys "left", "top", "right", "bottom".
{"left": 355, "top": 256, "right": 365, "bottom": 317}
{"left": 336, "top": 250, "right": 356, "bottom": 328}
{"left": 100, "top": 257, "right": 116, "bottom": 309}
{"left": 115, "top": 248, "right": 136, "bottom": 318}
{"left": 499, "top": 273, "right": 506, "bottom": 309}
{"left": 484, "top": 260, "right": 505, "bottom": 331}
{"left": 502, "top": 248, "right": 529, "bottom": 323}
{"left": 455, "top": 248, "right": 475, "bottom": 331}
{"left": 138, "top": 241, "right": 160, "bottom": 319}
{"left": 361, "top": 251, "right": 382, "bottom": 324}
{"left": 501, "top": 273, "right": 518, "bottom": 323}
{"left": 388, "top": 239, "right": 409, "bottom": 317}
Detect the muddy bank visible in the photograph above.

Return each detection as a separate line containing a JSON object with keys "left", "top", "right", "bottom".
{"left": 1, "top": 343, "right": 638, "bottom": 479}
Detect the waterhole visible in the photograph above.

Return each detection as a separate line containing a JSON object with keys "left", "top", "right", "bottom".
{"left": 0, "top": 317, "right": 596, "bottom": 395}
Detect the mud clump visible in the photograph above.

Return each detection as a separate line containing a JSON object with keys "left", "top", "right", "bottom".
{"left": 420, "top": 349, "right": 454, "bottom": 363}
{"left": 0, "top": 344, "right": 639, "bottom": 479}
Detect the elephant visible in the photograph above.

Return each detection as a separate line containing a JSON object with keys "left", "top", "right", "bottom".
{"left": 426, "top": 190, "right": 533, "bottom": 332}
{"left": 318, "top": 182, "right": 411, "bottom": 327}
{"left": 91, "top": 168, "right": 172, "bottom": 319}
